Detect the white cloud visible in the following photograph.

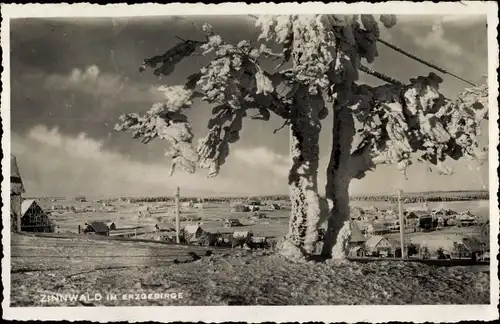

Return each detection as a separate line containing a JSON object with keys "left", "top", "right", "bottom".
{"left": 233, "top": 146, "right": 291, "bottom": 177}
{"left": 13, "top": 125, "right": 289, "bottom": 197}
{"left": 43, "top": 65, "right": 165, "bottom": 103}
{"left": 414, "top": 19, "right": 463, "bottom": 57}
{"left": 28, "top": 125, "right": 63, "bottom": 147}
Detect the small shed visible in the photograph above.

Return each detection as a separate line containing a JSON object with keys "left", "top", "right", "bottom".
{"left": 83, "top": 221, "right": 110, "bottom": 236}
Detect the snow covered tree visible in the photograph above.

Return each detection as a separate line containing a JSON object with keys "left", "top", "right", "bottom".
{"left": 115, "top": 15, "right": 489, "bottom": 261}
{"left": 320, "top": 74, "right": 488, "bottom": 259}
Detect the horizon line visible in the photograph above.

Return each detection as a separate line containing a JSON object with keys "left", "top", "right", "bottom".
{"left": 24, "top": 189, "right": 490, "bottom": 200}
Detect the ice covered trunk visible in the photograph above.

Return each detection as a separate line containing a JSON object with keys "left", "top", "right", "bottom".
{"left": 280, "top": 85, "right": 322, "bottom": 258}
{"left": 321, "top": 104, "right": 356, "bottom": 259}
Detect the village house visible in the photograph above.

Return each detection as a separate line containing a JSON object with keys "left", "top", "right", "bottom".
{"left": 230, "top": 204, "right": 250, "bottom": 212}
{"left": 371, "top": 222, "right": 391, "bottom": 236}
{"left": 225, "top": 218, "right": 243, "bottom": 227}
{"left": 246, "top": 205, "right": 260, "bottom": 212}
{"left": 350, "top": 246, "right": 366, "bottom": 257}
{"left": 156, "top": 232, "right": 178, "bottom": 243}
{"left": 183, "top": 224, "right": 204, "bottom": 241}
{"left": 348, "top": 222, "right": 367, "bottom": 257}
{"left": 75, "top": 195, "right": 87, "bottom": 202}
{"left": 181, "top": 201, "right": 194, "bottom": 208}
{"left": 51, "top": 204, "right": 64, "bottom": 211}
{"left": 269, "top": 203, "right": 281, "bottom": 210}
{"left": 404, "top": 211, "right": 421, "bottom": 231}
{"left": 193, "top": 203, "right": 204, "bottom": 209}
{"left": 350, "top": 207, "right": 365, "bottom": 221}
{"left": 246, "top": 200, "right": 262, "bottom": 206}
{"left": 232, "top": 230, "right": 253, "bottom": 248}
{"left": 418, "top": 215, "right": 436, "bottom": 231}
{"left": 20, "top": 199, "right": 55, "bottom": 233}
{"left": 137, "top": 205, "right": 151, "bottom": 218}
{"left": 364, "top": 235, "right": 394, "bottom": 257}
{"left": 155, "top": 223, "right": 175, "bottom": 232}
{"left": 456, "top": 212, "right": 476, "bottom": 227}
{"left": 250, "top": 236, "right": 268, "bottom": 249}
{"left": 410, "top": 235, "right": 485, "bottom": 260}
{"left": 83, "top": 221, "right": 110, "bottom": 236}
{"left": 233, "top": 230, "right": 253, "bottom": 239}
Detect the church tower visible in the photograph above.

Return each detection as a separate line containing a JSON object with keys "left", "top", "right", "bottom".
{"left": 11, "top": 154, "right": 25, "bottom": 232}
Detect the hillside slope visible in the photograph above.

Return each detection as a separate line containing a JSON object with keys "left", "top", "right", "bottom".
{"left": 9, "top": 234, "right": 489, "bottom": 306}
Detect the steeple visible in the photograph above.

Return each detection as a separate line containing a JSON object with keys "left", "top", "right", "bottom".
{"left": 11, "top": 154, "right": 25, "bottom": 195}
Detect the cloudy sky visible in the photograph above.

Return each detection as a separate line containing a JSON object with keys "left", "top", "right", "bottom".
{"left": 9, "top": 14, "right": 489, "bottom": 198}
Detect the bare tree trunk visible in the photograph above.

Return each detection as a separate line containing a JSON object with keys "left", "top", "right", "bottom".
{"left": 322, "top": 99, "right": 356, "bottom": 259}
{"left": 280, "top": 86, "right": 322, "bottom": 259}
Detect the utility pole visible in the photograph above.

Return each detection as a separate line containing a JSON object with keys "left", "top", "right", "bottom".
{"left": 397, "top": 189, "right": 405, "bottom": 259}
{"left": 175, "top": 187, "right": 180, "bottom": 244}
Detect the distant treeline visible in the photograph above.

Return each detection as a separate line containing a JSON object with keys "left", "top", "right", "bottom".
{"left": 123, "top": 195, "right": 288, "bottom": 204}
{"left": 120, "top": 190, "right": 489, "bottom": 204}
{"left": 350, "top": 191, "right": 489, "bottom": 203}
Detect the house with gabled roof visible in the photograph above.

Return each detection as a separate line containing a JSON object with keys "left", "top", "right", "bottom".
{"left": 20, "top": 199, "right": 55, "bottom": 233}
{"left": 83, "top": 221, "right": 110, "bottom": 236}
{"left": 183, "top": 224, "right": 204, "bottom": 241}
{"left": 364, "top": 235, "right": 394, "bottom": 257}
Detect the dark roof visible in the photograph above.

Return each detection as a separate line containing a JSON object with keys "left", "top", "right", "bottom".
{"left": 20, "top": 199, "right": 49, "bottom": 220}
{"left": 86, "top": 221, "right": 109, "bottom": 233}
{"left": 155, "top": 223, "right": 175, "bottom": 231}
{"left": 350, "top": 221, "right": 367, "bottom": 242}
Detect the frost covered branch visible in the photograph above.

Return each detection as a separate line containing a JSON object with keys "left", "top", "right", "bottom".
{"left": 121, "top": 23, "right": 301, "bottom": 178}
{"left": 114, "top": 86, "right": 198, "bottom": 176}
{"left": 348, "top": 74, "right": 489, "bottom": 179}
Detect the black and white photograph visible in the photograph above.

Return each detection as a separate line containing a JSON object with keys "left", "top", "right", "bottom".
{"left": 1, "top": 2, "right": 498, "bottom": 322}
